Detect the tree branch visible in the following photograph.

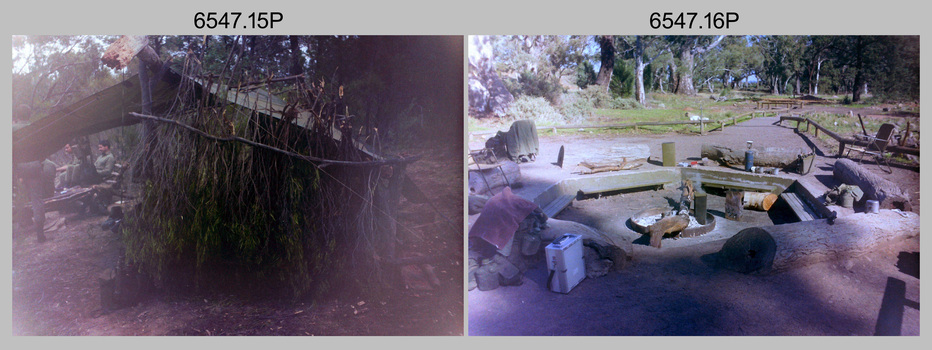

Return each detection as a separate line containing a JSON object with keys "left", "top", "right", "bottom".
{"left": 129, "top": 112, "right": 418, "bottom": 168}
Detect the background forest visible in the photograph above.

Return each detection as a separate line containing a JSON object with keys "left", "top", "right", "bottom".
{"left": 469, "top": 35, "right": 919, "bottom": 126}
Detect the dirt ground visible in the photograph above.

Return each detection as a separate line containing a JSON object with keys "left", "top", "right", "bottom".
{"left": 467, "top": 113, "right": 920, "bottom": 336}
{"left": 11, "top": 142, "right": 464, "bottom": 336}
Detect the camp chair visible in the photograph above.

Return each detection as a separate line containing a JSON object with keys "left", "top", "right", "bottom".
{"left": 845, "top": 123, "right": 896, "bottom": 173}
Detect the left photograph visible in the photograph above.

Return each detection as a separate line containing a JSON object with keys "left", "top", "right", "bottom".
{"left": 11, "top": 35, "right": 465, "bottom": 336}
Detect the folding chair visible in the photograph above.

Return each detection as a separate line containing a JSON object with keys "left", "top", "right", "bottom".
{"left": 845, "top": 123, "right": 896, "bottom": 173}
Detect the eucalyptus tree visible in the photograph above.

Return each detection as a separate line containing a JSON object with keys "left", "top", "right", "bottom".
{"left": 665, "top": 35, "right": 726, "bottom": 95}
{"left": 617, "top": 35, "right": 668, "bottom": 104}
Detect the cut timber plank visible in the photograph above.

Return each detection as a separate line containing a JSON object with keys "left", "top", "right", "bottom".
{"left": 700, "top": 178, "right": 779, "bottom": 193}
{"left": 780, "top": 192, "right": 818, "bottom": 221}
{"left": 542, "top": 194, "right": 575, "bottom": 218}
{"left": 576, "top": 180, "right": 666, "bottom": 199}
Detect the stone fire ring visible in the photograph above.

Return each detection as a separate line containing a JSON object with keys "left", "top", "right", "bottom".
{"left": 629, "top": 207, "right": 717, "bottom": 238}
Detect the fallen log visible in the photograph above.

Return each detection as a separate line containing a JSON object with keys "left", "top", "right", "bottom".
{"left": 467, "top": 160, "right": 521, "bottom": 196}
{"left": 833, "top": 158, "right": 911, "bottom": 211}
{"left": 648, "top": 213, "right": 690, "bottom": 248}
{"left": 743, "top": 192, "right": 778, "bottom": 211}
{"left": 576, "top": 159, "right": 645, "bottom": 174}
{"left": 714, "top": 210, "right": 919, "bottom": 274}
{"left": 540, "top": 219, "right": 632, "bottom": 275}
{"left": 701, "top": 144, "right": 809, "bottom": 168}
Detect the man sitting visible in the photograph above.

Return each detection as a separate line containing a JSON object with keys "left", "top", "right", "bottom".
{"left": 55, "top": 143, "right": 82, "bottom": 189}
{"left": 95, "top": 139, "right": 116, "bottom": 180}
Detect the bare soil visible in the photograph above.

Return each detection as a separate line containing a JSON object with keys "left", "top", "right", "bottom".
{"left": 467, "top": 113, "right": 920, "bottom": 335}
{"left": 12, "top": 142, "right": 464, "bottom": 336}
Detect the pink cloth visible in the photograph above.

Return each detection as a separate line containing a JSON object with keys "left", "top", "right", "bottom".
{"left": 468, "top": 187, "right": 539, "bottom": 249}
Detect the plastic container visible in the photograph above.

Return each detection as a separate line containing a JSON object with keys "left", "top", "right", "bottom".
{"left": 545, "top": 234, "right": 585, "bottom": 294}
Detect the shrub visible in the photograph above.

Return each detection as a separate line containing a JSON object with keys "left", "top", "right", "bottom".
{"left": 505, "top": 95, "right": 567, "bottom": 125}
{"left": 576, "top": 86, "right": 613, "bottom": 108}
{"left": 609, "top": 61, "right": 635, "bottom": 98}
{"left": 575, "top": 60, "right": 598, "bottom": 89}
{"left": 557, "top": 93, "right": 594, "bottom": 123}
{"left": 503, "top": 70, "right": 563, "bottom": 103}
{"left": 609, "top": 97, "right": 643, "bottom": 109}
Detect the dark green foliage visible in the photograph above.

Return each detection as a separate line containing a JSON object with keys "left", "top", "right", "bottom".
{"left": 504, "top": 70, "right": 564, "bottom": 103}
{"left": 609, "top": 60, "right": 635, "bottom": 98}
{"left": 576, "top": 60, "right": 598, "bottom": 89}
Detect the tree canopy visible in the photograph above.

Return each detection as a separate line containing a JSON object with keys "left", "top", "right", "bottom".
{"left": 482, "top": 35, "right": 919, "bottom": 106}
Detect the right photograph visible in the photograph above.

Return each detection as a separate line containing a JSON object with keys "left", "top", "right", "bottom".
{"left": 466, "top": 35, "right": 920, "bottom": 336}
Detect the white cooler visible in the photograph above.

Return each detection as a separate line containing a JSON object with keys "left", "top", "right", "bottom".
{"left": 545, "top": 233, "right": 585, "bottom": 293}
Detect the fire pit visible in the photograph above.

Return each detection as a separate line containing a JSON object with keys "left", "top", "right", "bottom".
{"left": 629, "top": 206, "right": 717, "bottom": 239}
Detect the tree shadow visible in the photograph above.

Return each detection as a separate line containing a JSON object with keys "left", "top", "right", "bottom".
{"left": 895, "top": 251, "right": 919, "bottom": 279}
{"left": 874, "top": 277, "right": 920, "bottom": 335}
{"left": 792, "top": 129, "right": 826, "bottom": 157}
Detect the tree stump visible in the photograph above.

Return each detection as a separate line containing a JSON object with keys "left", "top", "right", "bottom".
{"left": 715, "top": 211, "right": 920, "bottom": 274}
{"left": 725, "top": 189, "right": 744, "bottom": 220}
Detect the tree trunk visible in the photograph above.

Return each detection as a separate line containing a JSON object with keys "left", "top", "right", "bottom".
{"left": 289, "top": 35, "right": 303, "bottom": 76}
{"left": 833, "top": 159, "right": 912, "bottom": 210}
{"left": 701, "top": 144, "right": 809, "bottom": 168}
{"left": 676, "top": 49, "right": 697, "bottom": 96}
{"left": 814, "top": 59, "right": 822, "bottom": 95}
{"left": 595, "top": 35, "right": 615, "bottom": 92}
{"left": 634, "top": 58, "right": 647, "bottom": 104}
{"left": 715, "top": 211, "right": 919, "bottom": 274}
{"left": 852, "top": 37, "right": 865, "bottom": 103}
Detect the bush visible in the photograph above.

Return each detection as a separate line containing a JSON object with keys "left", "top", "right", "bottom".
{"left": 576, "top": 86, "right": 613, "bottom": 108}
{"left": 609, "top": 61, "right": 635, "bottom": 98}
{"left": 575, "top": 60, "right": 598, "bottom": 89}
{"left": 505, "top": 95, "right": 568, "bottom": 125}
{"left": 557, "top": 93, "right": 595, "bottom": 123}
{"left": 503, "top": 70, "right": 563, "bottom": 103}
{"left": 609, "top": 97, "right": 643, "bottom": 110}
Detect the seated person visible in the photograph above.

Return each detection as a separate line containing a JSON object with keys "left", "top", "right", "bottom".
{"left": 95, "top": 139, "right": 116, "bottom": 181}
{"left": 55, "top": 143, "right": 82, "bottom": 189}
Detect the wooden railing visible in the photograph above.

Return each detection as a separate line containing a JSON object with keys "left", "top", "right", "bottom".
{"left": 778, "top": 115, "right": 919, "bottom": 156}
{"left": 469, "top": 109, "right": 786, "bottom": 137}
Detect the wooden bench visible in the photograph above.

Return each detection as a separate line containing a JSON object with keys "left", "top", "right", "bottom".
{"left": 575, "top": 179, "right": 668, "bottom": 200}
{"left": 780, "top": 192, "right": 819, "bottom": 222}
{"left": 541, "top": 194, "right": 575, "bottom": 218}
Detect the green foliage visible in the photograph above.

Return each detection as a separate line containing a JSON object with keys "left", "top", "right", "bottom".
{"left": 576, "top": 86, "right": 613, "bottom": 108}
{"left": 504, "top": 70, "right": 564, "bottom": 103}
{"left": 12, "top": 35, "right": 121, "bottom": 123}
{"left": 609, "top": 97, "right": 643, "bottom": 109}
{"left": 609, "top": 61, "right": 635, "bottom": 98}
{"left": 557, "top": 93, "right": 595, "bottom": 122}
{"left": 575, "top": 60, "right": 598, "bottom": 89}
{"left": 505, "top": 95, "right": 570, "bottom": 125}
